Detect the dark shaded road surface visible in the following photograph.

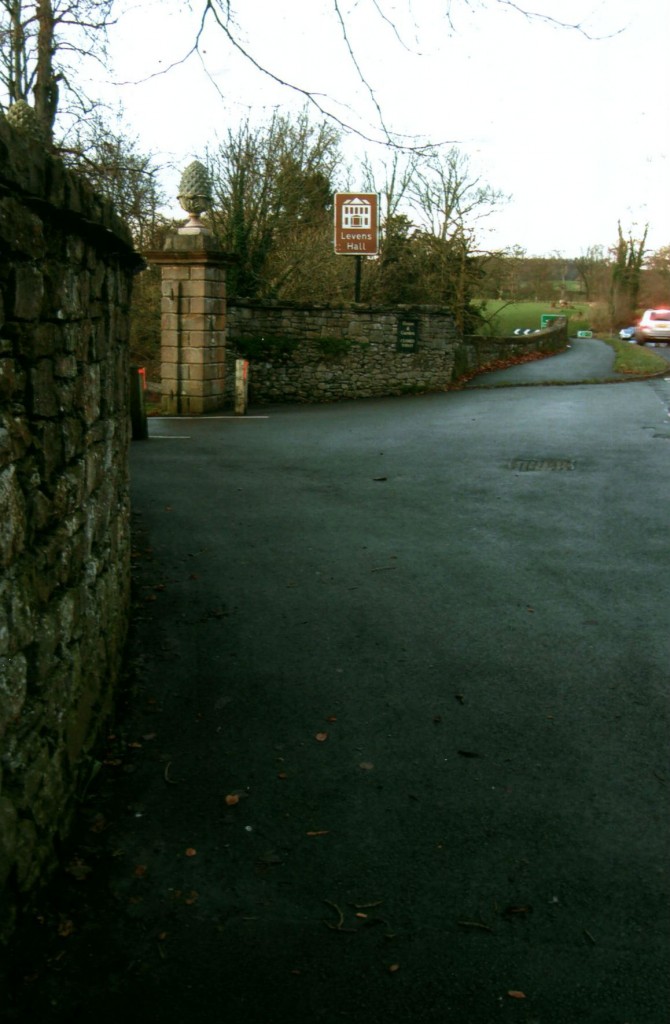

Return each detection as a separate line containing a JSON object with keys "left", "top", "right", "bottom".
{"left": 466, "top": 335, "right": 670, "bottom": 386}
{"left": 467, "top": 336, "right": 629, "bottom": 385}
{"left": 4, "top": 343, "right": 670, "bottom": 1024}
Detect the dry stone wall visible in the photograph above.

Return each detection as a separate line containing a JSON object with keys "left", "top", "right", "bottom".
{"left": 0, "top": 115, "right": 140, "bottom": 939}
{"left": 225, "top": 300, "right": 460, "bottom": 404}
{"left": 452, "top": 324, "right": 568, "bottom": 381}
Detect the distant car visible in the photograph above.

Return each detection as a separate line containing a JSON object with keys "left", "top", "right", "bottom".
{"left": 619, "top": 325, "right": 637, "bottom": 342}
{"left": 635, "top": 309, "right": 670, "bottom": 345}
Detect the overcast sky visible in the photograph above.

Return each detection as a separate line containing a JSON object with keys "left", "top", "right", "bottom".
{"left": 95, "top": 0, "right": 669, "bottom": 257}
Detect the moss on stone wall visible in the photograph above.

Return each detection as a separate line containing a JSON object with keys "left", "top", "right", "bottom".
{"left": 234, "top": 335, "right": 301, "bottom": 361}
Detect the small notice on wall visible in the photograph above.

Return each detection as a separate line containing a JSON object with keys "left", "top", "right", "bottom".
{"left": 397, "top": 319, "right": 418, "bottom": 352}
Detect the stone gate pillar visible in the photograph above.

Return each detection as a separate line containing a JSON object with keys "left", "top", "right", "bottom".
{"left": 147, "top": 162, "right": 231, "bottom": 415}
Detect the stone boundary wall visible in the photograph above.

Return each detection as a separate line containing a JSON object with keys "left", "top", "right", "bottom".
{"left": 225, "top": 300, "right": 459, "bottom": 404}
{"left": 0, "top": 116, "right": 140, "bottom": 939}
{"left": 454, "top": 321, "right": 569, "bottom": 381}
{"left": 224, "top": 300, "right": 567, "bottom": 405}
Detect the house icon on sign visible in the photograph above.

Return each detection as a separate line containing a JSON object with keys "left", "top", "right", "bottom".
{"left": 342, "top": 197, "right": 371, "bottom": 229}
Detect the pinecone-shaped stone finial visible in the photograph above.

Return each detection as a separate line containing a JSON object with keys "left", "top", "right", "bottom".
{"left": 6, "top": 100, "right": 47, "bottom": 144}
{"left": 177, "top": 160, "right": 212, "bottom": 233}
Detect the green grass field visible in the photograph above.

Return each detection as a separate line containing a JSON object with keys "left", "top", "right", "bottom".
{"left": 476, "top": 300, "right": 593, "bottom": 337}
{"left": 602, "top": 338, "right": 668, "bottom": 375}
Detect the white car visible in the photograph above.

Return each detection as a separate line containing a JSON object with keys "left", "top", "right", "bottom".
{"left": 635, "top": 309, "right": 670, "bottom": 345}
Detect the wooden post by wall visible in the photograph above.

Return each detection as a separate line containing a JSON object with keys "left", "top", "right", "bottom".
{"left": 146, "top": 233, "right": 231, "bottom": 415}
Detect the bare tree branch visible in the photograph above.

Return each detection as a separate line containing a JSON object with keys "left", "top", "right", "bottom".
{"left": 453, "top": 0, "right": 624, "bottom": 40}
{"left": 332, "top": 0, "right": 392, "bottom": 142}
{"left": 171, "top": 0, "right": 452, "bottom": 151}
{"left": 370, "top": 0, "right": 420, "bottom": 51}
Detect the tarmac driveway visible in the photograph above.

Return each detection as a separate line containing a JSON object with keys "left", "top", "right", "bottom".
{"left": 4, "top": 353, "right": 670, "bottom": 1024}
{"left": 466, "top": 336, "right": 654, "bottom": 386}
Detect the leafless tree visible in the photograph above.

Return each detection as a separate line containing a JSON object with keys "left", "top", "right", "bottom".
{"left": 640, "top": 245, "right": 670, "bottom": 308}
{"left": 609, "top": 221, "right": 649, "bottom": 325}
{"left": 62, "top": 109, "right": 165, "bottom": 247}
{"left": 408, "top": 147, "right": 507, "bottom": 243}
{"left": 573, "top": 245, "right": 609, "bottom": 302}
{"left": 0, "top": 0, "right": 114, "bottom": 140}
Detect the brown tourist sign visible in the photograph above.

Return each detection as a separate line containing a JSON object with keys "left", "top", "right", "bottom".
{"left": 333, "top": 193, "right": 379, "bottom": 255}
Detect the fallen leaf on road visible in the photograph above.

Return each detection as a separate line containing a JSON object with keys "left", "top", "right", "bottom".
{"left": 133, "top": 864, "right": 148, "bottom": 878}
{"left": 315, "top": 732, "right": 328, "bottom": 742}
{"left": 225, "top": 794, "right": 240, "bottom": 806}
{"left": 504, "top": 905, "right": 532, "bottom": 918}
{"left": 258, "top": 852, "right": 283, "bottom": 865}
{"left": 65, "top": 858, "right": 93, "bottom": 881}
{"left": 323, "top": 900, "right": 357, "bottom": 933}
{"left": 185, "top": 847, "right": 197, "bottom": 857}
{"left": 388, "top": 963, "right": 400, "bottom": 973}
{"left": 507, "top": 991, "right": 526, "bottom": 999}
{"left": 359, "top": 762, "right": 374, "bottom": 771}
{"left": 306, "top": 830, "right": 330, "bottom": 836}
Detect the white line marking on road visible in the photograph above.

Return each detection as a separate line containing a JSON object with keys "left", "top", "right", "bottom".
{"left": 157, "top": 416, "right": 269, "bottom": 421}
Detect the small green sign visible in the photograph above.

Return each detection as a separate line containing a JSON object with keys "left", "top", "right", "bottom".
{"left": 576, "top": 330, "right": 593, "bottom": 338}
{"left": 397, "top": 318, "right": 418, "bottom": 352}
{"left": 540, "top": 313, "right": 564, "bottom": 328}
